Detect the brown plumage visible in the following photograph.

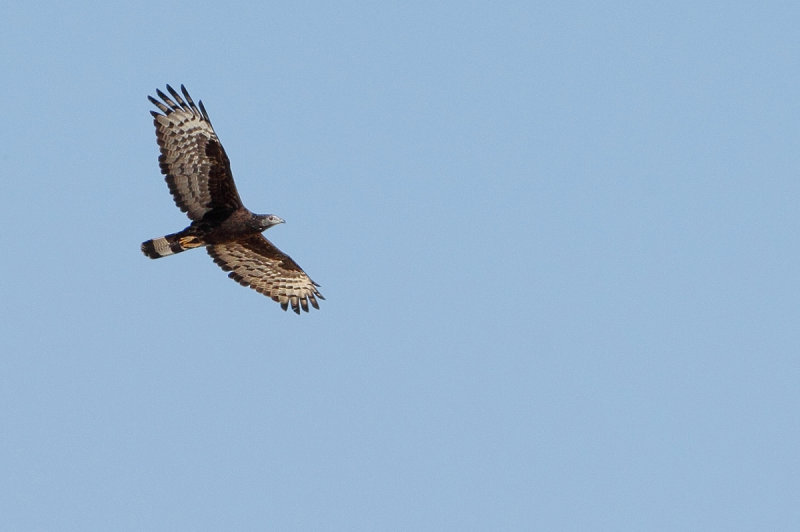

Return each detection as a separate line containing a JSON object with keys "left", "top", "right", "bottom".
{"left": 141, "top": 84, "right": 324, "bottom": 314}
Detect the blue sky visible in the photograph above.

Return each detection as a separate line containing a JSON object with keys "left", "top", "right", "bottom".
{"left": 2, "top": 1, "right": 799, "bottom": 530}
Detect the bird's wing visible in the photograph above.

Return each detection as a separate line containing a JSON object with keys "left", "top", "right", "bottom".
{"left": 149, "top": 85, "right": 243, "bottom": 221}
{"left": 207, "top": 234, "right": 324, "bottom": 313}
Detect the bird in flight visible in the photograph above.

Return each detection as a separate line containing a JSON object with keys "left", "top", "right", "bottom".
{"left": 141, "top": 84, "right": 324, "bottom": 313}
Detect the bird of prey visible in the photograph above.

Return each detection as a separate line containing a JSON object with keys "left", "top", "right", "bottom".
{"left": 141, "top": 84, "right": 324, "bottom": 314}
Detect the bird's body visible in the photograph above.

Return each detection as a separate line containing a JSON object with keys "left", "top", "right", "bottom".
{"left": 141, "top": 211, "right": 282, "bottom": 257}
{"left": 141, "top": 85, "right": 323, "bottom": 313}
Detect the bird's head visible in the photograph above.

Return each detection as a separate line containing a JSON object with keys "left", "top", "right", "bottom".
{"left": 256, "top": 214, "right": 285, "bottom": 231}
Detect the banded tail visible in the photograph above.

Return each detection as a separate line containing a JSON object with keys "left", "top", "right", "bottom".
{"left": 141, "top": 230, "right": 205, "bottom": 259}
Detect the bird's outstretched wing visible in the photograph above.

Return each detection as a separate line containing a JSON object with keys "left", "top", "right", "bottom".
{"left": 207, "top": 235, "right": 325, "bottom": 314}
{"left": 149, "top": 85, "right": 243, "bottom": 221}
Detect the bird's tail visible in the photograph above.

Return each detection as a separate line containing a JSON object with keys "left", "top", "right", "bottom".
{"left": 141, "top": 230, "right": 205, "bottom": 259}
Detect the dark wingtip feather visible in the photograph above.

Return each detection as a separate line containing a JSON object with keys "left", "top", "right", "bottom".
{"left": 148, "top": 95, "right": 169, "bottom": 114}
{"left": 166, "top": 85, "right": 181, "bottom": 102}
{"left": 198, "top": 100, "right": 211, "bottom": 123}
{"left": 166, "top": 84, "right": 190, "bottom": 112}
{"left": 156, "top": 88, "right": 180, "bottom": 111}
{"left": 180, "top": 85, "right": 200, "bottom": 115}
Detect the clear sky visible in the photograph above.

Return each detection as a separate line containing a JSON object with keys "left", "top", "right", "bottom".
{"left": 2, "top": 1, "right": 799, "bottom": 530}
